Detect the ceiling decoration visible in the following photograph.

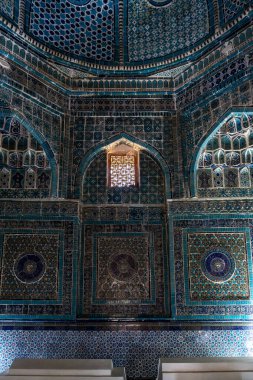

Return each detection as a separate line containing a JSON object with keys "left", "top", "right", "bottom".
{"left": 0, "top": 0, "right": 252, "bottom": 75}
{"left": 127, "top": 0, "right": 210, "bottom": 63}
{"left": 27, "top": 0, "right": 115, "bottom": 62}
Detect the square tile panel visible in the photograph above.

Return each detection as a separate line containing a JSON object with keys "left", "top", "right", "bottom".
{"left": 0, "top": 233, "right": 59, "bottom": 300}
{"left": 187, "top": 231, "right": 250, "bottom": 301}
{"left": 93, "top": 232, "right": 154, "bottom": 304}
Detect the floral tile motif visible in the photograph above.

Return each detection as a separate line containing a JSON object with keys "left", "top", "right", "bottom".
{"left": 1, "top": 329, "right": 253, "bottom": 378}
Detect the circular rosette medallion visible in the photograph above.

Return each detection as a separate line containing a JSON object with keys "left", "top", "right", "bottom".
{"left": 201, "top": 249, "right": 235, "bottom": 283}
{"left": 108, "top": 253, "right": 138, "bottom": 282}
{"left": 14, "top": 254, "right": 46, "bottom": 284}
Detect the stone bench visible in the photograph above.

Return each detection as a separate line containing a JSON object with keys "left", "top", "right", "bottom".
{"left": 158, "top": 358, "right": 253, "bottom": 380}
{"left": 0, "top": 359, "right": 126, "bottom": 380}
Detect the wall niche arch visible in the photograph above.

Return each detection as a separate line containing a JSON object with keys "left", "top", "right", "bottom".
{"left": 78, "top": 135, "right": 170, "bottom": 320}
{"left": 0, "top": 111, "right": 58, "bottom": 198}
{"left": 191, "top": 111, "right": 253, "bottom": 198}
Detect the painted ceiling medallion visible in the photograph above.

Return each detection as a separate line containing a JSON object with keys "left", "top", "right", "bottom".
{"left": 147, "top": 0, "right": 173, "bottom": 6}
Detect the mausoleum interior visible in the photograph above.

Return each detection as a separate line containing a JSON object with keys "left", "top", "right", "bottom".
{"left": 1, "top": 0, "right": 253, "bottom": 378}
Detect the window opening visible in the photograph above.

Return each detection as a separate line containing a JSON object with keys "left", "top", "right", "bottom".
{"left": 107, "top": 142, "right": 139, "bottom": 187}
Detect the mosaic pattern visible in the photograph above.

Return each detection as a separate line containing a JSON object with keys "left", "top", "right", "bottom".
{"left": 187, "top": 232, "right": 249, "bottom": 301}
{"left": 0, "top": 117, "right": 52, "bottom": 197}
{"left": 82, "top": 152, "right": 165, "bottom": 204}
{"left": 93, "top": 233, "right": 153, "bottom": 304}
{"left": 28, "top": 0, "right": 115, "bottom": 61}
{"left": 127, "top": 0, "right": 210, "bottom": 62}
{"left": 73, "top": 114, "right": 174, "bottom": 192}
{"left": 170, "top": 211, "right": 253, "bottom": 318}
{"left": 0, "top": 0, "right": 14, "bottom": 18}
{"left": 82, "top": 205, "right": 166, "bottom": 223}
{"left": 169, "top": 198, "right": 253, "bottom": 215}
{"left": 152, "top": 63, "right": 192, "bottom": 78}
{"left": 0, "top": 218, "right": 77, "bottom": 319}
{"left": 1, "top": 329, "right": 253, "bottom": 378}
{"left": 201, "top": 249, "right": 235, "bottom": 283}
{"left": 81, "top": 224, "right": 167, "bottom": 318}
{"left": 0, "top": 234, "right": 59, "bottom": 300}
{"left": 14, "top": 253, "right": 46, "bottom": 284}
{"left": 221, "top": 0, "right": 253, "bottom": 24}
{"left": 197, "top": 113, "right": 253, "bottom": 195}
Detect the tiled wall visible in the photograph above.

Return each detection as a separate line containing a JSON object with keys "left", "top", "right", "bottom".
{"left": 1, "top": 328, "right": 253, "bottom": 378}
{"left": 169, "top": 199, "right": 253, "bottom": 320}
{"left": 1, "top": 6, "right": 253, "bottom": 378}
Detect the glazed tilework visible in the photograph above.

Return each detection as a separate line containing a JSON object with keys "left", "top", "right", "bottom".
{"left": 1, "top": 0, "right": 252, "bottom": 75}
{"left": 0, "top": 233, "right": 60, "bottom": 300}
{"left": 1, "top": 329, "right": 253, "bottom": 378}
{"left": 93, "top": 233, "right": 154, "bottom": 304}
{"left": 82, "top": 152, "right": 165, "bottom": 204}
{"left": 178, "top": 55, "right": 249, "bottom": 109}
{"left": 0, "top": 0, "right": 253, "bottom": 336}
{"left": 72, "top": 114, "right": 174, "bottom": 193}
{"left": 0, "top": 116, "right": 52, "bottom": 198}
{"left": 27, "top": 0, "right": 115, "bottom": 62}
{"left": 81, "top": 224, "right": 168, "bottom": 318}
{"left": 0, "top": 104, "right": 61, "bottom": 197}
{"left": 220, "top": 0, "right": 253, "bottom": 25}
{"left": 0, "top": 0, "right": 14, "bottom": 18}
{"left": 186, "top": 232, "right": 250, "bottom": 301}
{"left": 82, "top": 205, "right": 166, "bottom": 223}
{"left": 179, "top": 84, "right": 253, "bottom": 198}
{"left": 169, "top": 200, "right": 253, "bottom": 319}
{"left": 168, "top": 198, "right": 253, "bottom": 215}
{"left": 127, "top": 0, "right": 210, "bottom": 62}
{"left": 0, "top": 200, "right": 79, "bottom": 218}
{"left": 196, "top": 112, "right": 253, "bottom": 197}
{"left": 0, "top": 216, "right": 78, "bottom": 319}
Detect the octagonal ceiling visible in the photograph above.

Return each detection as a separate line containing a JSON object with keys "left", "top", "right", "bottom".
{"left": 0, "top": 0, "right": 252, "bottom": 75}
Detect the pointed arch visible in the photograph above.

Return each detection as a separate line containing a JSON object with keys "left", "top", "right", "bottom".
{"left": 75, "top": 132, "right": 171, "bottom": 199}
{"left": 190, "top": 108, "right": 253, "bottom": 197}
{"left": 0, "top": 108, "right": 58, "bottom": 197}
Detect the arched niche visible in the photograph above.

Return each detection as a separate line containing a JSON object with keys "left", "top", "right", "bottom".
{"left": 190, "top": 110, "right": 253, "bottom": 197}
{"left": 0, "top": 110, "right": 58, "bottom": 197}
{"left": 77, "top": 133, "right": 171, "bottom": 319}
{"left": 75, "top": 132, "right": 171, "bottom": 201}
